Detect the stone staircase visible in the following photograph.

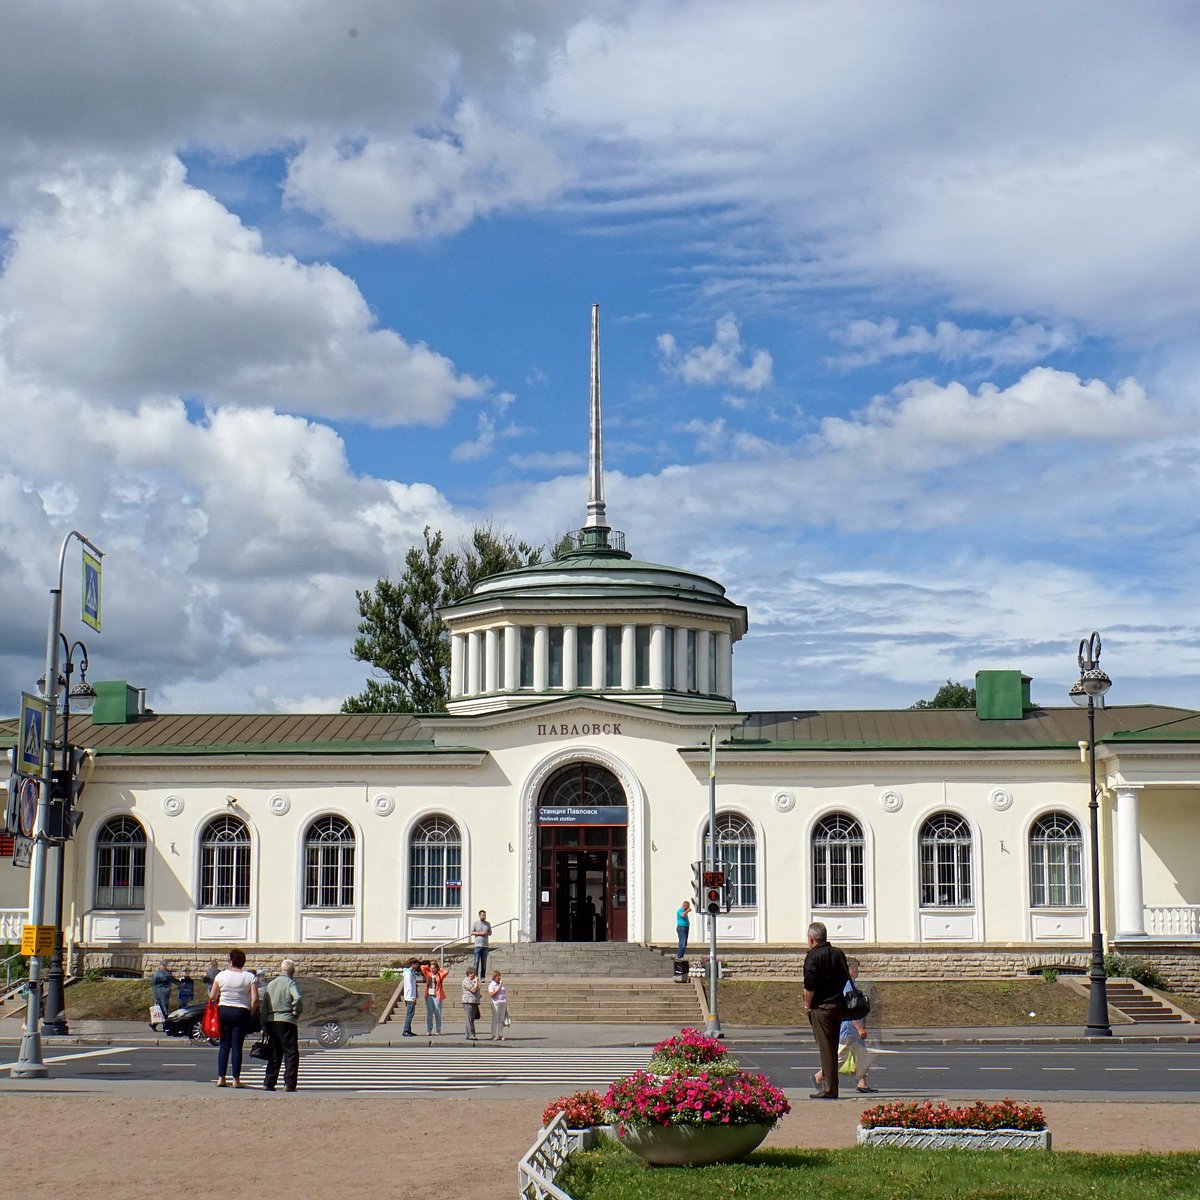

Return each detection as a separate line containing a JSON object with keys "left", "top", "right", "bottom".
{"left": 1090, "top": 978, "right": 1194, "bottom": 1024}
{"left": 384, "top": 943, "right": 703, "bottom": 1025}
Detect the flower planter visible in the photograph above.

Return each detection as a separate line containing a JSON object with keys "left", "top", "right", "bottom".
{"left": 856, "top": 1125, "right": 1051, "bottom": 1151}
{"left": 618, "top": 1122, "right": 770, "bottom": 1166}
{"left": 565, "top": 1125, "right": 617, "bottom": 1152}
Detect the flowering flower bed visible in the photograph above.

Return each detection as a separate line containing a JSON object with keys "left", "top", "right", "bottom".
{"left": 542, "top": 1089, "right": 607, "bottom": 1128}
{"left": 647, "top": 1026, "right": 738, "bottom": 1077}
{"left": 604, "top": 1068, "right": 790, "bottom": 1128}
{"left": 859, "top": 1098, "right": 1046, "bottom": 1132}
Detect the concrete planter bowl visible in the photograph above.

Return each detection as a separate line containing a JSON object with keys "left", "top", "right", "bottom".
{"left": 618, "top": 1122, "right": 771, "bottom": 1166}
{"left": 857, "top": 1126, "right": 1052, "bottom": 1151}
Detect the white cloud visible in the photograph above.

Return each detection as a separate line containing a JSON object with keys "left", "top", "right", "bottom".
{"left": 828, "top": 318, "right": 1078, "bottom": 370}
{"left": 0, "top": 159, "right": 485, "bottom": 425}
{"left": 657, "top": 313, "right": 773, "bottom": 392}
{"left": 509, "top": 450, "right": 582, "bottom": 472}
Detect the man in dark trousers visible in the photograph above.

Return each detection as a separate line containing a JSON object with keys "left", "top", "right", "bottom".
{"left": 803, "top": 920, "right": 849, "bottom": 1099}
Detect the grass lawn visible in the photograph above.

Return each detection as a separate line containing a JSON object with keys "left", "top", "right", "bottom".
{"left": 558, "top": 1140, "right": 1200, "bottom": 1199}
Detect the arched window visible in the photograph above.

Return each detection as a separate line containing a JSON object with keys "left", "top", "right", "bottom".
{"left": 409, "top": 816, "right": 463, "bottom": 909}
{"left": 811, "top": 814, "right": 865, "bottom": 908}
{"left": 704, "top": 814, "right": 757, "bottom": 908}
{"left": 1029, "top": 813, "right": 1084, "bottom": 907}
{"left": 540, "top": 762, "right": 625, "bottom": 808}
{"left": 94, "top": 816, "right": 147, "bottom": 910}
{"left": 919, "top": 813, "right": 973, "bottom": 907}
{"left": 199, "top": 815, "right": 251, "bottom": 908}
{"left": 304, "top": 816, "right": 356, "bottom": 909}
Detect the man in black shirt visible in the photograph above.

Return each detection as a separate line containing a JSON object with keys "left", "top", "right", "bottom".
{"left": 802, "top": 920, "right": 849, "bottom": 1099}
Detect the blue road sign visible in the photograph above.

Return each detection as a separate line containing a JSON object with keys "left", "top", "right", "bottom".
{"left": 83, "top": 549, "right": 102, "bottom": 631}
{"left": 19, "top": 692, "right": 45, "bottom": 775}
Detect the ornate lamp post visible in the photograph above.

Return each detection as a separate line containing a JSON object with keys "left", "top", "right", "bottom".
{"left": 39, "top": 637, "right": 95, "bottom": 1036}
{"left": 1070, "top": 631, "right": 1113, "bottom": 1038}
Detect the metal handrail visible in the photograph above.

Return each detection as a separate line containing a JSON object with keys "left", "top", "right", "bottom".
{"left": 434, "top": 916, "right": 527, "bottom": 966}
{"left": 517, "top": 1111, "right": 575, "bottom": 1200}
{"left": 3, "top": 949, "right": 26, "bottom": 991}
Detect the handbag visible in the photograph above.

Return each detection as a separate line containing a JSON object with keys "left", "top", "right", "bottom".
{"left": 503, "top": 1012, "right": 512, "bottom": 1028}
{"left": 248, "top": 1034, "right": 271, "bottom": 1061}
{"left": 470, "top": 1002, "right": 481, "bottom": 1020}
{"left": 201, "top": 999, "right": 221, "bottom": 1039}
{"left": 843, "top": 984, "right": 871, "bottom": 1019}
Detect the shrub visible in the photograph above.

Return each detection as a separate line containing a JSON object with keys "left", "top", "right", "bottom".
{"left": 859, "top": 1098, "right": 1046, "bottom": 1132}
{"left": 1041, "top": 967, "right": 1058, "bottom": 983}
{"left": 543, "top": 1089, "right": 607, "bottom": 1128}
{"left": 379, "top": 968, "right": 399, "bottom": 981}
{"left": 1104, "top": 953, "right": 1169, "bottom": 991}
{"left": 604, "top": 1068, "right": 790, "bottom": 1129}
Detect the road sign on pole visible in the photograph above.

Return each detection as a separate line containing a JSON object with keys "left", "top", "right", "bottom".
{"left": 18, "top": 693, "right": 45, "bottom": 777}
{"left": 82, "top": 550, "right": 102, "bottom": 631}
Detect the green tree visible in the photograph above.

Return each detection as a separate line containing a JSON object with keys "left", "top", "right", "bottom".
{"left": 909, "top": 679, "right": 977, "bottom": 710}
{"left": 343, "top": 524, "right": 543, "bottom": 714}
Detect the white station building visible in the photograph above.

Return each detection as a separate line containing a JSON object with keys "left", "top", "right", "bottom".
{"left": 3, "top": 311, "right": 1199, "bottom": 994}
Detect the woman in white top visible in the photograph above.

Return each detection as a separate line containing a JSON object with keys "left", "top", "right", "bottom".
{"left": 209, "top": 948, "right": 259, "bottom": 1088}
{"left": 487, "top": 970, "right": 508, "bottom": 1041}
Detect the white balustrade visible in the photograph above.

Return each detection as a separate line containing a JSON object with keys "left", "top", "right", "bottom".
{"left": 1144, "top": 906, "right": 1200, "bottom": 937}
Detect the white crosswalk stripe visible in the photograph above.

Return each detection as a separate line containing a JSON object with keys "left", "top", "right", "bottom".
{"left": 238, "top": 1046, "right": 652, "bottom": 1092}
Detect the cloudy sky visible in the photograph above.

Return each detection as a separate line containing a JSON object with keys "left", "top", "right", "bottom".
{"left": 3, "top": 1, "right": 1200, "bottom": 717}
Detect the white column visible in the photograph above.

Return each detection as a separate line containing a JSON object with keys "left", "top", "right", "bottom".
{"left": 591, "top": 625, "right": 606, "bottom": 689}
{"left": 563, "top": 625, "right": 578, "bottom": 690}
{"left": 466, "top": 631, "right": 481, "bottom": 696}
{"left": 484, "top": 628, "right": 499, "bottom": 694}
{"left": 715, "top": 631, "right": 733, "bottom": 698}
{"left": 533, "top": 624, "right": 549, "bottom": 692}
{"left": 503, "top": 624, "right": 519, "bottom": 691}
{"left": 696, "top": 629, "right": 712, "bottom": 694}
{"left": 649, "top": 624, "right": 666, "bottom": 690}
{"left": 449, "top": 634, "right": 464, "bottom": 698}
{"left": 1115, "top": 786, "right": 1147, "bottom": 938}
{"left": 674, "top": 625, "right": 689, "bottom": 692}
{"left": 620, "top": 624, "right": 636, "bottom": 690}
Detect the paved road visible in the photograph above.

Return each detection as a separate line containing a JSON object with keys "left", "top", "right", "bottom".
{"left": 6, "top": 1038, "right": 1200, "bottom": 1099}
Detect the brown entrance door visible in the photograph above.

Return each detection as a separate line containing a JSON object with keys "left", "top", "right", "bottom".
{"left": 537, "top": 826, "right": 627, "bottom": 942}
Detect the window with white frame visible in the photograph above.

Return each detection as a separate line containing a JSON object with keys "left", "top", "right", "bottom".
{"left": 919, "top": 813, "right": 973, "bottom": 906}
{"left": 1029, "top": 813, "right": 1084, "bottom": 907}
{"left": 304, "top": 815, "right": 356, "bottom": 908}
{"left": 409, "top": 816, "right": 463, "bottom": 908}
{"left": 811, "top": 813, "right": 865, "bottom": 907}
{"left": 94, "top": 816, "right": 147, "bottom": 909}
{"left": 704, "top": 813, "right": 757, "bottom": 908}
{"left": 199, "top": 815, "right": 251, "bottom": 908}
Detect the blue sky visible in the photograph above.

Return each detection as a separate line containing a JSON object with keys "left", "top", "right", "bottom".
{"left": 3, "top": 1, "right": 1200, "bottom": 716}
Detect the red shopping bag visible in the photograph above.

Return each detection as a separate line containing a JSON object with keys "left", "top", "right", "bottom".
{"left": 201, "top": 999, "right": 221, "bottom": 1039}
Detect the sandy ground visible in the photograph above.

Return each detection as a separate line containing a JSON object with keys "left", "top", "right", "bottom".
{"left": 3, "top": 1094, "right": 1199, "bottom": 1199}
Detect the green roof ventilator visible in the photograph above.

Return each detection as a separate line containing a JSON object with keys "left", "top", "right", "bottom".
{"left": 975, "top": 670, "right": 1033, "bottom": 720}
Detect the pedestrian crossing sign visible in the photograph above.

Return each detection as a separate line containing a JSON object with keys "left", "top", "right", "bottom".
{"left": 19, "top": 692, "right": 45, "bottom": 776}
{"left": 82, "top": 549, "right": 102, "bottom": 631}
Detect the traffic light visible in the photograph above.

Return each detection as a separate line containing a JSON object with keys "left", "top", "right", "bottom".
{"left": 46, "top": 746, "right": 88, "bottom": 841}
{"left": 703, "top": 868, "right": 724, "bottom": 915}
{"left": 691, "top": 861, "right": 703, "bottom": 911}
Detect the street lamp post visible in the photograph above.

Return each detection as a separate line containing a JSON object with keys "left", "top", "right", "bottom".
{"left": 1070, "top": 630, "right": 1113, "bottom": 1038}
{"left": 40, "top": 637, "right": 95, "bottom": 1036}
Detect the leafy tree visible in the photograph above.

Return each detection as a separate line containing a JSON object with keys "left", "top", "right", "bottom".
{"left": 909, "top": 680, "right": 977, "bottom": 710}
{"left": 343, "top": 524, "right": 543, "bottom": 714}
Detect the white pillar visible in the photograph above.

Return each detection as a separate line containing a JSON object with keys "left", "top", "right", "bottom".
{"left": 466, "top": 631, "right": 481, "bottom": 696}
{"left": 715, "top": 631, "right": 733, "bottom": 698}
{"left": 449, "top": 634, "right": 464, "bottom": 698}
{"left": 674, "top": 626, "right": 689, "bottom": 692}
{"left": 484, "top": 628, "right": 499, "bottom": 693}
{"left": 533, "top": 624, "right": 549, "bottom": 692}
{"left": 649, "top": 624, "right": 666, "bottom": 690}
{"left": 696, "top": 629, "right": 712, "bottom": 694}
{"left": 1115, "top": 786, "right": 1147, "bottom": 938}
{"left": 563, "top": 625, "right": 578, "bottom": 690}
{"left": 620, "top": 624, "right": 636, "bottom": 690}
{"left": 591, "top": 625, "right": 606, "bottom": 689}
{"left": 503, "top": 624, "right": 519, "bottom": 691}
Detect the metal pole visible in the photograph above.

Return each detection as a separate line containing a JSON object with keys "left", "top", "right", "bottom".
{"left": 1085, "top": 694, "right": 1113, "bottom": 1037}
{"left": 703, "top": 727, "right": 723, "bottom": 1038}
{"left": 42, "top": 652, "right": 71, "bottom": 1036}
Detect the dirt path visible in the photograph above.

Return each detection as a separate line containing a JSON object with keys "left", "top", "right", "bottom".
{"left": 3, "top": 1094, "right": 1199, "bottom": 1199}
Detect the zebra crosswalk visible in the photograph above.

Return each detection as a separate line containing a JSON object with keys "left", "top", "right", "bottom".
{"left": 237, "top": 1045, "right": 652, "bottom": 1092}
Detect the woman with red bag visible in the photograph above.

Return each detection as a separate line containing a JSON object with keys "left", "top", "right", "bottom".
{"left": 209, "top": 948, "right": 259, "bottom": 1088}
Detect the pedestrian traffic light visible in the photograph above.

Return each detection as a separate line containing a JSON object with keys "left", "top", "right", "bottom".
{"left": 691, "top": 861, "right": 704, "bottom": 911}
{"left": 703, "top": 869, "right": 724, "bottom": 915}
{"left": 46, "top": 746, "right": 88, "bottom": 841}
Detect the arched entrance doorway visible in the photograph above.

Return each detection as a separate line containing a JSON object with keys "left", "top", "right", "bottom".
{"left": 536, "top": 762, "right": 628, "bottom": 942}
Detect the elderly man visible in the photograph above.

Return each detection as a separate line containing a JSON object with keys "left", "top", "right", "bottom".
{"left": 803, "top": 921, "right": 849, "bottom": 1100}
{"left": 150, "top": 960, "right": 176, "bottom": 1022}
{"left": 261, "top": 959, "right": 303, "bottom": 1092}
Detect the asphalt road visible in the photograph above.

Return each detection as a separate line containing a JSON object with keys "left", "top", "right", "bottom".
{"left": 4, "top": 1039, "right": 1200, "bottom": 1100}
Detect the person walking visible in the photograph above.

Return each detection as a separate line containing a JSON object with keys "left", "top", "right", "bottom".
{"left": 400, "top": 958, "right": 419, "bottom": 1037}
{"left": 150, "top": 960, "right": 176, "bottom": 1023}
{"left": 261, "top": 958, "right": 303, "bottom": 1092}
{"left": 461, "top": 967, "right": 481, "bottom": 1041}
{"left": 209, "top": 948, "right": 259, "bottom": 1089}
{"left": 472, "top": 910, "right": 492, "bottom": 977}
{"left": 814, "top": 957, "right": 875, "bottom": 1096}
{"left": 675, "top": 900, "right": 692, "bottom": 960}
{"left": 422, "top": 960, "right": 448, "bottom": 1035}
{"left": 803, "top": 920, "right": 849, "bottom": 1100}
{"left": 487, "top": 969, "right": 508, "bottom": 1040}
{"left": 176, "top": 971, "right": 195, "bottom": 1008}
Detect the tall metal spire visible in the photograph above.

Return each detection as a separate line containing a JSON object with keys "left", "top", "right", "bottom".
{"left": 584, "top": 302, "right": 607, "bottom": 531}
